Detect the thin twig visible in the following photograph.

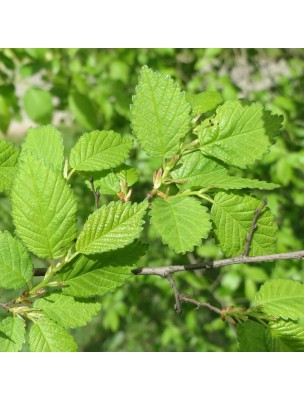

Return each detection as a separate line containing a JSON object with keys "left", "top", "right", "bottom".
{"left": 166, "top": 274, "right": 182, "bottom": 314}
{"left": 0, "top": 303, "right": 10, "bottom": 312}
{"left": 89, "top": 177, "right": 100, "bottom": 209}
{"left": 179, "top": 295, "right": 222, "bottom": 314}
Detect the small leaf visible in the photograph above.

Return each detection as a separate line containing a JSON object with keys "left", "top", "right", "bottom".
{"left": 266, "top": 320, "right": 304, "bottom": 352}
{"left": 23, "top": 87, "right": 53, "bottom": 124}
{"left": 211, "top": 193, "right": 277, "bottom": 257}
{"left": 76, "top": 200, "right": 148, "bottom": 255}
{"left": 187, "top": 91, "right": 223, "bottom": 115}
{"left": 69, "top": 130, "right": 133, "bottom": 172}
{"left": 68, "top": 91, "right": 97, "bottom": 130}
{"left": 130, "top": 66, "right": 191, "bottom": 158}
{"left": 255, "top": 279, "right": 304, "bottom": 320}
{"left": 150, "top": 196, "right": 211, "bottom": 254}
{"left": 0, "top": 95, "right": 10, "bottom": 133}
{"left": 0, "top": 138, "right": 20, "bottom": 192}
{"left": 237, "top": 320, "right": 267, "bottom": 352}
{"left": 0, "top": 231, "right": 33, "bottom": 289}
{"left": 29, "top": 318, "right": 78, "bottom": 352}
{"left": 0, "top": 317, "right": 25, "bottom": 352}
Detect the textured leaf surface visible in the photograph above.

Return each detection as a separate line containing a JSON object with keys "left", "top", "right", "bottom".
{"left": 171, "top": 152, "right": 279, "bottom": 191}
{"left": 237, "top": 320, "right": 267, "bottom": 352}
{"left": 255, "top": 279, "right": 304, "bottom": 320}
{"left": 199, "top": 101, "right": 283, "bottom": 168}
{"left": 34, "top": 294, "right": 101, "bottom": 328}
{"left": 0, "top": 317, "right": 25, "bottom": 352}
{"left": 187, "top": 91, "right": 223, "bottom": 115}
{"left": 266, "top": 320, "right": 304, "bottom": 352}
{"left": 69, "top": 130, "right": 133, "bottom": 171}
{"left": 23, "top": 125, "right": 64, "bottom": 170}
{"left": 76, "top": 201, "right": 148, "bottom": 255}
{"left": 0, "top": 139, "right": 20, "bottom": 192}
{"left": 68, "top": 91, "right": 97, "bottom": 130}
{"left": 29, "top": 318, "right": 78, "bottom": 352}
{"left": 130, "top": 66, "right": 191, "bottom": 158}
{"left": 211, "top": 193, "right": 277, "bottom": 257}
{"left": 23, "top": 87, "right": 53, "bottom": 124}
{"left": 12, "top": 152, "right": 77, "bottom": 259}
{"left": 150, "top": 197, "right": 211, "bottom": 254}
{"left": 0, "top": 231, "right": 33, "bottom": 289}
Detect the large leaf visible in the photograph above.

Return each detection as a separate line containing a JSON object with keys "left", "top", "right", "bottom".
{"left": 150, "top": 196, "right": 211, "bottom": 254}
{"left": 130, "top": 66, "right": 191, "bottom": 158}
{"left": 29, "top": 318, "right": 78, "bottom": 352}
{"left": 12, "top": 152, "right": 77, "bottom": 259}
{"left": 0, "top": 95, "right": 10, "bottom": 133}
{"left": 22, "top": 125, "right": 64, "bottom": 171}
{"left": 69, "top": 130, "right": 133, "bottom": 172}
{"left": 255, "top": 279, "right": 304, "bottom": 320}
{"left": 198, "top": 100, "right": 283, "bottom": 168}
{"left": 76, "top": 200, "right": 148, "bottom": 255}
{"left": 0, "top": 231, "right": 33, "bottom": 289}
{"left": 187, "top": 91, "right": 223, "bottom": 115}
{"left": 68, "top": 91, "right": 97, "bottom": 130}
{"left": 34, "top": 294, "right": 101, "bottom": 328}
{"left": 23, "top": 87, "right": 53, "bottom": 124}
{"left": 0, "top": 139, "right": 20, "bottom": 192}
{"left": 171, "top": 152, "right": 279, "bottom": 191}
{"left": 237, "top": 320, "right": 267, "bottom": 352}
{"left": 211, "top": 193, "right": 277, "bottom": 257}
{"left": 266, "top": 320, "right": 304, "bottom": 352}
{"left": 0, "top": 317, "right": 25, "bottom": 352}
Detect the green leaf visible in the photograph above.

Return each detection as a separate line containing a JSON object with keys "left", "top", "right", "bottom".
{"left": 0, "top": 95, "right": 10, "bottom": 133}
{"left": 34, "top": 294, "right": 101, "bottom": 328}
{"left": 187, "top": 92, "right": 223, "bottom": 115}
{"left": 0, "top": 317, "right": 25, "bottom": 352}
{"left": 130, "top": 66, "right": 191, "bottom": 158}
{"left": 0, "top": 139, "right": 20, "bottom": 192}
{"left": 0, "top": 231, "right": 33, "bottom": 289}
{"left": 76, "top": 200, "right": 148, "bottom": 255}
{"left": 68, "top": 91, "right": 97, "bottom": 130}
{"left": 211, "top": 193, "right": 277, "bottom": 257}
{"left": 22, "top": 125, "right": 64, "bottom": 171}
{"left": 266, "top": 320, "right": 304, "bottom": 352}
{"left": 237, "top": 320, "right": 267, "bottom": 352}
{"left": 198, "top": 100, "right": 283, "bottom": 169}
{"left": 29, "top": 318, "right": 78, "bottom": 352}
{"left": 171, "top": 152, "right": 279, "bottom": 191}
{"left": 150, "top": 197, "right": 211, "bottom": 254}
{"left": 12, "top": 152, "right": 77, "bottom": 259}
{"left": 69, "top": 130, "right": 133, "bottom": 172}
{"left": 23, "top": 87, "right": 53, "bottom": 124}
{"left": 255, "top": 279, "right": 304, "bottom": 320}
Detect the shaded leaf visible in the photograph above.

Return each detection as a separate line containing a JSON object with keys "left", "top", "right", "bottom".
{"left": 68, "top": 91, "right": 97, "bottom": 130}
{"left": 237, "top": 320, "right": 267, "bottom": 352}
{"left": 23, "top": 87, "right": 53, "bottom": 124}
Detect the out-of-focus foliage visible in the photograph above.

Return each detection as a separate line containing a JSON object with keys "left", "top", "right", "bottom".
{"left": 1, "top": 48, "right": 303, "bottom": 351}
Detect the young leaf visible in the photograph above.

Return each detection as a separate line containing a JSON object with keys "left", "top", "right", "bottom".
{"left": 76, "top": 200, "right": 148, "bottom": 255}
{"left": 0, "top": 231, "right": 33, "bottom": 289}
{"left": 198, "top": 100, "right": 283, "bottom": 169}
{"left": 150, "top": 197, "right": 211, "bottom": 254}
{"left": 211, "top": 193, "right": 277, "bottom": 257}
{"left": 22, "top": 125, "right": 64, "bottom": 171}
{"left": 12, "top": 152, "right": 77, "bottom": 259}
{"left": 255, "top": 279, "right": 304, "bottom": 320}
{"left": 68, "top": 91, "right": 97, "bottom": 130}
{"left": 266, "top": 320, "right": 304, "bottom": 352}
{"left": 29, "top": 318, "right": 78, "bottom": 352}
{"left": 130, "top": 66, "right": 191, "bottom": 158}
{"left": 187, "top": 91, "right": 223, "bottom": 115}
{"left": 0, "top": 138, "right": 20, "bottom": 192}
{"left": 69, "top": 130, "right": 133, "bottom": 172}
{"left": 23, "top": 87, "right": 53, "bottom": 124}
{"left": 171, "top": 152, "right": 278, "bottom": 191}
{"left": 0, "top": 317, "right": 26, "bottom": 352}
{"left": 236, "top": 320, "right": 267, "bottom": 352}
{"left": 34, "top": 294, "right": 101, "bottom": 329}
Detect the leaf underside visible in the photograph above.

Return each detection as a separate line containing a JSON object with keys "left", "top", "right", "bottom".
{"left": 266, "top": 320, "right": 304, "bottom": 352}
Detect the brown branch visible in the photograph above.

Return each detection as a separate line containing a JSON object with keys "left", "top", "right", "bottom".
{"left": 179, "top": 294, "right": 221, "bottom": 314}
{"left": 166, "top": 275, "right": 182, "bottom": 314}
{"left": 89, "top": 177, "right": 100, "bottom": 209}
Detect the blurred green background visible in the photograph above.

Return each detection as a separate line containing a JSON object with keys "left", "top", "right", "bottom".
{"left": 0, "top": 48, "right": 304, "bottom": 351}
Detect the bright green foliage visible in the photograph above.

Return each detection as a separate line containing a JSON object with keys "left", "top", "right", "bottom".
{"left": 29, "top": 318, "right": 78, "bottom": 352}
{"left": 171, "top": 152, "right": 279, "bottom": 191}
{"left": 255, "top": 279, "right": 304, "bottom": 320}
{"left": 23, "top": 125, "right": 64, "bottom": 171}
{"left": 237, "top": 320, "right": 267, "bottom": 352}
{"left": 0, "top": 231, "right": 33, "bottom": 289}
{"left": 68, "top": 91, "right": 97, "bottom": 130}
{"left": 76, "top": 200, "right": 148, "bottom": 255}
{"left": 130, "top": 66, "right": 191, "bottom": 158}
{"left": 0, "top": 139, "right": 20, "bottom": 192}
{"left": 34, "top": 294, "right": 101, "bottom": 329}
{"left": 0, "top": 95, "right": 10, "bottom": 133}
{"left": 12, "top": 152, "right": 77, "bottom": 259}
{"left": 211, "top": 193, "right": 277, "bottom": 257}
{"left": 198, "top": 101, "right": 283, "bottom": 169}
{"left": 266, "top": 320, "right": 304, "bottom": 352}
{"left": 150, "top": 197, "right": 211, "bottom": 254}
{"left": 69, "top": 130, "right": 133, "bottom": 172}
{"left": 23, "top": 87, "right": 53, "bottom": 124}
{"left": 0, "top": 317, "right": 25, "bottom": 352}
{"left": 187, "top": 92, "right": 223, "bottom": 115}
